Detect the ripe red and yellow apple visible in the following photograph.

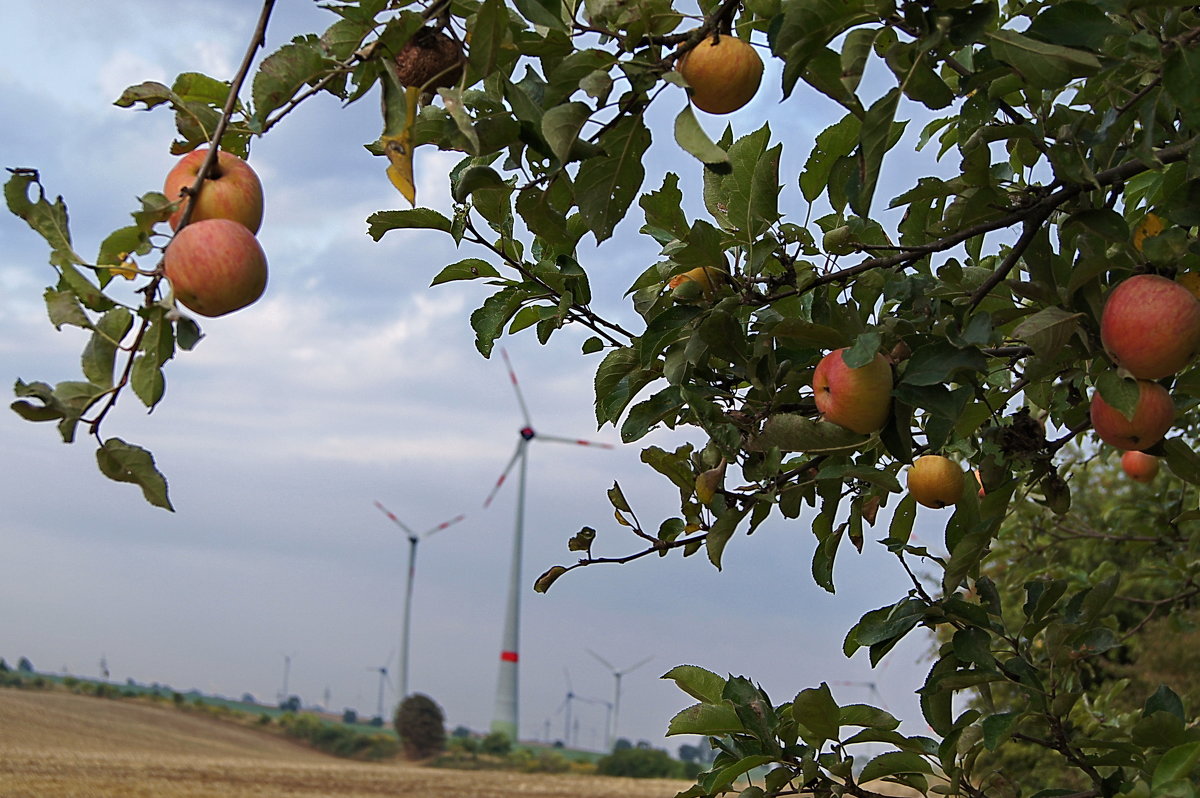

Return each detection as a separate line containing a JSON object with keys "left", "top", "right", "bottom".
{"left": 164, "top": 218, "right": 268, "bottom": 317}
{"left": 907, "top": 455, "right": 965, "bottom": 509}
{"left": 677, "top": 34, "right": 763, "bottom": 115}
{"left": 812, "top": 349, "right": 893, "bottom": 434}
{"left": 1100, "top": 274, "right": 1200, "bottom": 379}
{"left": 1121, "top": 450, "right": 1159, "bottom": 483}
{"left": 667, "top": 266, "right": 723, "bottom": 300}
{"left": 164, "top": 148, "right": 264, "bottom": 233}
{"left": 1089, "top": 379, "right": 1174, "bottom": 451}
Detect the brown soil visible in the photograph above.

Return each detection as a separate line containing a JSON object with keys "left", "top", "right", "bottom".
{"left": 0, "top": 690, "right": 690, "bottom": 798}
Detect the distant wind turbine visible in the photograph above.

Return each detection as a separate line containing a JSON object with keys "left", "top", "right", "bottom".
{"left": 373, "top": 500, "right": 466, "bottom": 700}
{"left": 588, "top": 649, "right": 651, "bottom": 751}
{"left": 369, "top": 651, "right": 395, "bottom": 721}
{"left": 485, "top": 349, "right": 614, "bottom": 741}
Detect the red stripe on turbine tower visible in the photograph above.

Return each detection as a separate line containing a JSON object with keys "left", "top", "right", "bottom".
{"left": 500, "top": 651, "right": 519, "bottom": 662}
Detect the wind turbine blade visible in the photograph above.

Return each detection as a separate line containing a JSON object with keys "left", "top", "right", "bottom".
{"left": 373, "top": 500, "right": 418, "bottom": 537}
{"left": 483, "top": 440, "right": 525, "bottom": 508}
{"left": 587, "top": 647, "right": 615, "bottom": 673}
{"left": 537, "top": 433, "right": 615, "bottom": 449}
{"left": 500, "top": 348, "right": 534, "bottom": 428}
{"left": 621, "top": 655, "right": 653, "bottom": 676}
{"left": 423, "top": 513, "right": 466, "bottom": 538}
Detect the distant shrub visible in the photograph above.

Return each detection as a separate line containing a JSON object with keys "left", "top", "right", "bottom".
{"left": 596, "top": 747, "right": 684, "bottom": 779}
{"left": 479, "top": 730, "right": 512, "bottom": 756}
{"left": 342, "top": 708, "right": 358, "bottom": 725}
{"left": 257, "top": 713, "right": 272, "bottom": 725}
{"left": 279, "top": 711, "right": 398, "bottom": 759}
{"left": 394, "top": 693, "right": 446, "bottom": 760}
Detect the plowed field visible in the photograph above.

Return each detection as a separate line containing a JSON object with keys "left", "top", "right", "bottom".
{"left": 0, "top": 690, "right": 690, "bottom": 798}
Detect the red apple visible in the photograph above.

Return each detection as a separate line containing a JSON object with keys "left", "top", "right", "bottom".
{"left": 1121, "top": 450, "right": 1160, "bottom": 483}
{"left": 164, "top": 148, "right": 264, "bottom": 233}
{"left": 164, "top": 219, "right": 268, "bottom": 317}
{"left": 812, "top": 349, "right": 893, "bottom": 434}
{"left": 1100, "top": 274, "right": 1200, "bottom": 379}
{"left": 1089, "top": 379, "right": 1174, "bottom": 451}
{"left": 907, "top": 455, "right": 965, "bottom": 509}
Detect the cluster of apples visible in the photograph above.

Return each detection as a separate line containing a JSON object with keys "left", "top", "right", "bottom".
{"left": 162, "top": 149, "right": 267, "bottom": 317}
{"left": 1094, "top": 272, "right": 1200, "bottom": 481}
{"left": 811, "top": 348, "right": 965, "bottom": 508}
{"left": 804, "top": 269, "right": 1200, "bottom": 509}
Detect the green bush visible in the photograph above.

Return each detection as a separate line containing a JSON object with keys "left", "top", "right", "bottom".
{"left": 479, "top": 730, "right": 512, "bottom": 756}
{"left": 596, "top": 747, "right": 684, "bottom": 779}
{"left": 394, "top": 693, "right": 447, "bottom": 760}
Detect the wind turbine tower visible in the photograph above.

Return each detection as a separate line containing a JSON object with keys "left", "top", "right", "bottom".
{"left": 485, "top": 349, "right": 614, "bottom": 741}
{"left": 373, "top": 501, "right": 466, "bottom": 700}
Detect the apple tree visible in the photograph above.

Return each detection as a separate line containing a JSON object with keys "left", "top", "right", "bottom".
{"left": 8, "top": 0, "right": 1200, "bottom": 795}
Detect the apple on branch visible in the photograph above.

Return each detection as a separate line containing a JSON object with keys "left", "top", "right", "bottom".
{"left": 1100, "top": 273, "right": 1200, "bottom": 379}
{"left": 907, "top": 455, "right": 965, "bottom": 509}
{"left": 164, "top": 218, "right": 268, "bottom": 318}
{"left": 1089, "top": 378, "right": 1174, "bottom": 451}
{"left": 811, "top": 348, "right": 892, "bottom": 435}
{"left": 164, "top": 148, "right": 264, "bottom": 234}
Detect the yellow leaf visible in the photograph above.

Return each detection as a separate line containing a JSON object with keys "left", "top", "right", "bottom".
{"left": 1133, "top": 212, "right": 1165, "bottom": 252}
{"left": 381, "top": 85, "right": 422, "bottom": 206}
{"left": 105, "top": 254, "right": 139, "bottom": 281}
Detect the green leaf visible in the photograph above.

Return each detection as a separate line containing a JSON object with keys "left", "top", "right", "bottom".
{"left": 886, "top": 493, "right": 917, "bottom": 547}
{"left": 1145, "top": 685, "right": 1186, "bottom": 720}
{"left": 900, "top": 342, "right": 986, "bottom": 386}
{"left": 1163, "top": 439, "right": 1200, "bottom": 485}
{"left": 541, "top": 102, "right": 592, "bottom": 165}
{"left": 985, "top": 29, "right": 1101, "bottom": 89}
{"left": 639, "top": 173, "right": 690, "bottom": 242}
{"left": 801, "top": 114, "right": 861, "bottom": 203}
{"left": 1013, "top": 307, "right": 1085, "bottom": 360}
{"left": 839, "top": 703, "right": 900, "bottom": 730}
{"left": 674, "top": 106, "right": 730, "bottom": 166}
{"left": 1154, "top": 742, "right": 1200, "bottom": 790}
{"left": 95, "top": 438, "right": 173, "bottom": 511}
{"left": 470, "top": 285, "right": 527, "bottom": 357}
{"left": 252, "top": 36, "right": 329, "bottom": 123}
{"left": 752, "top": 414, "right": 868, "bottom": 452}
{"left": 44, "top": 288, "right": 91, "bottom": 331}
{"left": 1096, "top": 371, "right": 1140, "bottom": 422}
{"left": 667, "top": 701, "right": 745, "bottom": 736}
{"left": 595, "top": 347, "right": 658, "bottom": 426}
{"left": 533, "top": 565, "right": 568, "bottom": 593}
{"left": 5, "top": 170, "right": 83, "bottom": 267}
{"left": 662, "top": 665, "right": 726, "bottom": 704}
{"left": 858, "top": 751, "right": 933, "bottom": 783}
{"left": 706, "top": 502, "right": 750, "bottom": 570}
{"left": 366, "top": 208, "right": 453, "bottom": 239}
{"left": 575, "top": 116, "right": 651, "bottom": 242}
{"left": 468, "top": 0, "right": 513, "bottom": 79}
{"left": 621, "top": 385, "right": 685, "bottom": 443}
{"left": 792, "top": 683, "right": 840, "bottom": 744}
{"left": 851, "top": 88, "right": 901, "bottom": 217}
{"left": 430, "top": 258, "right": 502, "bottom": 286}
{"left": 983, "top": 711, "right": 1020, "bottom": 750}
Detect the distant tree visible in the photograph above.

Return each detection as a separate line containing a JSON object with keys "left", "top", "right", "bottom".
{"left": 613, "top": 737, "right": 633, "bottom": 752}
{"left": 16, "top": 657, "right": 33, "bottom": 673}
{"left": 393, "top": 693, "right": 447, "bottom": 760}
{"left": 342, "top": 708, "right": 358, "bottom": 725}
{"left": 597, "top": 747, "right": 683, "bottom": 779}
{"left": 279, "top": 695, "right": 301, "bottom": 712}
{"left": 0, "top": 659, "right": 8, "bottom": 673}
{"left": 240, "top": 692, "right": 256, "bottom": 704}
{"left": 451, "top": 724, "right": 472, "bottom": 738}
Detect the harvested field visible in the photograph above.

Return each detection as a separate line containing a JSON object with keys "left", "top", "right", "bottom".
{"left": 0, "top": 690, "right": 691, "bottom": 798}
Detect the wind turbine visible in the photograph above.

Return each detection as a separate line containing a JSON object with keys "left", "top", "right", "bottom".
{"left": 484, "top": 348, "right": 614, "bottom": 741}
{"left": 369, "top": 651, "right": 394, "bottom": 721}
{"left": 588, "top": 649, "right": 652, "bottom": 751}
{"left": 373, "top": 500, "right": 466, "bottom": 700}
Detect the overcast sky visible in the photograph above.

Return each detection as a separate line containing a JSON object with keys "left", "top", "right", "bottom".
{"left": 0, "top": 1, "right": 948, "bottom": 753}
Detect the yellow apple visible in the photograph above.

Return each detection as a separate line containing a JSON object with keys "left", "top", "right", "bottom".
{"left": 677, "top": 34, "right": 763, "bottom": 115}
{"left": 812, "top": 349, "right": 892, "bottom": 434}
{"left": 907, "top": 455, "right": 964, "bottom": 509}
